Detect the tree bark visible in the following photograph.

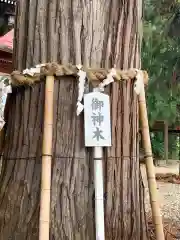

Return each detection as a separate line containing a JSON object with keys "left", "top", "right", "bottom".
{"left": 0, "top": 0, "right": 148, "bottom": 239}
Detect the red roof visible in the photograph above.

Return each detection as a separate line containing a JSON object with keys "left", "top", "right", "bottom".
{"left": 0, "top": 29, "right": 13, "bottom": 53}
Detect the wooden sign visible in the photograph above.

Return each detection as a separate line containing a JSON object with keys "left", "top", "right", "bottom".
{"left": 84, "top": 92, "right": 111, "bottom": 147}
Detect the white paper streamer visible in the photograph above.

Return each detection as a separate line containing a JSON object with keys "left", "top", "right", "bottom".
{"left": 23, "top": 63, "right": 46, "bottom": 77}
{"left": 76, "top": 65, "right": 86, "bottom": 116}
{"left": 98, "top": 68, "right": 116, "bottom": 91}
{"left": 134, "top": 69, "right": 144, "bottom": 95}
{"left": 3, "top": 85, "right": 12, "bottom": 94}
{"left": 77, "top": 102, "right": 84, "bottom": 116}
{"left": 0, "top": 80, "right": 12, "bottom": 130}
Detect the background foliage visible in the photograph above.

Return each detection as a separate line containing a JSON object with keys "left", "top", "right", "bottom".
{"left": 142, "top": 0, "right": 180, "bottom": 158}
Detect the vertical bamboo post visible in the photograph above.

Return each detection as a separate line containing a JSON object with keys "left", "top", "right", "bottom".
{"left": 164, "top": 121, "right": 169, "bottom": 164}
{"left": 39, "top": 75, "right": 55, "bottom": 240}
{"left": 179, "top": 133, "right": 180, "bottom": 176}
{"left": 138, "top": 85, "right": 165, "bottom": 240}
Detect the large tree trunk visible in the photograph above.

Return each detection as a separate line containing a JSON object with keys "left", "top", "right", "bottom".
{"left": 0, "top": 0, "right": 148, "bottom": 239}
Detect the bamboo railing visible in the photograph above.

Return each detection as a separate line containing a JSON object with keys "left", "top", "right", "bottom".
{"left": 39, "top": 76, "right": 55, "bottom": 240}
{"left": 139, "top": 84, "right": 165, "bottom": 240}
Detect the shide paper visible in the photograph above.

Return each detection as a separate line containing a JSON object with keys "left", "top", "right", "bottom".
{"left": 0, "top": 77, "right": 12, "bottom": 130}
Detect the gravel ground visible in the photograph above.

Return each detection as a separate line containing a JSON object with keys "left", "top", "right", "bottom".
{"left": 141, "top": 164, "right": 180, "bottom": 223}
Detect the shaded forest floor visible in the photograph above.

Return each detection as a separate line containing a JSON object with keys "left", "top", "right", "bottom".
{"left": 141, "top": 163, "right": 180, "bottom": 239}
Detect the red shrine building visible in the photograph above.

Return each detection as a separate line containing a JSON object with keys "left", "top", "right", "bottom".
{"left": 0, "top": 0, "right": 15, "bottom": 75}
{"left": 0, "top": 29, "right": 13, "bottom": 74}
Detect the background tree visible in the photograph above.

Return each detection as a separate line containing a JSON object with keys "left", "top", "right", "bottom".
{"left": 0, "top": 0, "right": 148, "bottom": 239}
{"left": 142, "top": 0, "right": 180, "bottom": 159}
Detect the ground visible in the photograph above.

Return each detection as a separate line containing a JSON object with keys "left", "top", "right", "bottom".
{"left": 141, "top": 161, "right": 180, "bottom": 239}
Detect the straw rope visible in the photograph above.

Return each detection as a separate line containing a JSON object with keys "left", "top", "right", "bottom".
{"left": 10, "top": 62, "right": 149, "bottom": 86}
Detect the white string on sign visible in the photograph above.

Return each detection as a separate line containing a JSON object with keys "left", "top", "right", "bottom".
{"left": 134, "top": 69, "right": 144, "bottom": 95}
{"left": 98, "top": 68, "right": 116, "bottom": 91}
{"left": 76, "top": 65, "right": 86, "bottom": 116}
